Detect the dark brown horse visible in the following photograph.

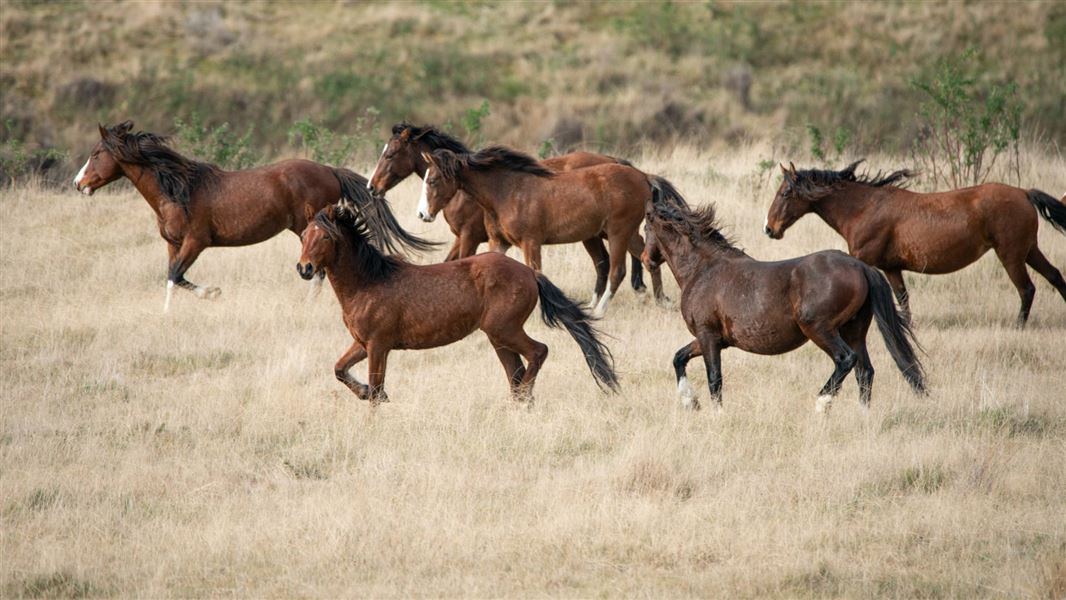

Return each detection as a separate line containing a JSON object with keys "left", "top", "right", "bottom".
{"left": 764, "top": 160, "right": 1066, "bottom": 326}
{"left": 73, "top": 121, "right": 433, "bottom": 311}
{"left": 421, "top": 146, "right": 683, "bottom": 317}
{"left": 297, "top": 204, "right": 619, "bottom": 404}
{"left": 642, "top": 184, "right": 925, "bottom": 413}
{"left": 367, "top": 123, "right": 658, "bottom": 299}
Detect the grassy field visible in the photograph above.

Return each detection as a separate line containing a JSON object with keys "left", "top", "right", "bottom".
{"left": 2, "top": 144, "right": 1065, "bottom": 597}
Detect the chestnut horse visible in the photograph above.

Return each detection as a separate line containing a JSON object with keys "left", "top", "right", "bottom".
{"left": 764, "top": 160, "right": 1066, "bottom": 326}
{"left": 367, "top": 123, "right": 658, "bottom": 298}
{"left": 421, "top": 146, "right": 684, "bottom": 317}
{"left": 642, "top": 184, "right": 925, "bottom": 413}
{"left": 73, "top": 121, "right": 434, "bottom": 311}
{"left": 297, "top": 204, "right": 619, "bottom": 404}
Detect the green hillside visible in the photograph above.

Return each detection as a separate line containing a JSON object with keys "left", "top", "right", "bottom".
{"left": 2, "top": 1, "right": 1064, "bottom": 177}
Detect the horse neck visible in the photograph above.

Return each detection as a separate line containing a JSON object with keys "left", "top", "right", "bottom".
{"left": 325, "top": 238, "right": 388, "bottom": 303}
{"left": 411, "top": 143, "right": 430, "bottom": 179}
{"left": 810, "top": 184, "right": 874, "bottom": 240}
{"left": 119, "top": 162, "right": 169, "bottom": 216}
{"left": 458, "top": 169, "right": 531, "bottom": 215}
{"left": 655, "top": 228, "right": 722, "bottom": 290}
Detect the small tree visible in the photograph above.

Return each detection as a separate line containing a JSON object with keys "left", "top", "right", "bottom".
{"left": 910, "top": 51, "right": 1022, "bottom": 188}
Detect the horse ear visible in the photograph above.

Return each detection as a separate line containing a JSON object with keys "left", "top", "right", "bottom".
{"left": 421, "top": 151, "right": 436, "bottom": 167}
{"left": 324, "top": 204, "right": 335, "bottom": 220}
{"left": 779, "top": 163, "right": 789, "bottom": 177}
{"left": 117, "top": 120, "right": 133, "bottom": 134}
{"left": 99, "top": 124, "right": 109, "bottom": 139}
{"left": 789, "top": 161, "right": 797, "bottom": 175}
{"left": 304, "top": 203, "right": 315, "bottom": 222}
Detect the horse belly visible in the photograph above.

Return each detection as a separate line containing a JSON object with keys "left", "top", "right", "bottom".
{"left": 725, "top": 319, "right": 808, "bottom": 355}
{"left": 894, "top": 229, "right": 991, "bottom": 274}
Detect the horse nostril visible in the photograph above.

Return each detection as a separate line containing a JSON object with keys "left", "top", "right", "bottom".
{"left": 764, "top": 226, "right": 773, "bottom": 237}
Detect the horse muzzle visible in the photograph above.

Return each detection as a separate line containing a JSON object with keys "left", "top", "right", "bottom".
{"left": 417, "top": 211, "right": 436, "bottom": 223}
{"left": 296, "top": 262, "right": 316, "bottom": 280}
{"left": 764, "top": 226, "right": 782, "bottom": 240}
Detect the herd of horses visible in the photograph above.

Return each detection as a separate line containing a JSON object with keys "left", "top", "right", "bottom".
{"left": 72, "top": 120, "right": 1066, "bottom": 412}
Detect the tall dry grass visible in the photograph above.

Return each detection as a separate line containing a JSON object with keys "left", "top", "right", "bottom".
{"left": 2, "top": 145, "right": 1065, "bottom": 597}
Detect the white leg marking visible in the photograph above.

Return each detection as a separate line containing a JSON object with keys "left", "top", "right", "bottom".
{"left": 416, "top": 177, "right": 434, "bottom": 222}
{"left": 678, "top": 376, "right": 698, "bottom": 410}
{"left": 589, "top": 290, "right": 599, "bottom": 306}
{"left": 592, "top": 289, "right": 613, "bottom": 318}
{"left": 815, "top": 394, "right": 833, "bottom": 414}
{"left": 73, "top": 158, "right": 89, "bottom": 188}
{"left": 164, "top": 280, "right": 174, "bottom": 313}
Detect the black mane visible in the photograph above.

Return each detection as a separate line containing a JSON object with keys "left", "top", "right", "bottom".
{"left": 649, "top": 193, "right": 745, "bottom": 256}
{"left": 392, "top": 122, "right": 471, "bottom": 154}
{"left": 431, "top": 146, "right": 554, "bottom": 181}
{"left": 101, "top": 121, "right": 220, "bottom": 209}
{"left": 315, "top": 207, "right": 402, "bottom": 282}
{"left": 787, "top": 159, "right": 914, "bottom": 200}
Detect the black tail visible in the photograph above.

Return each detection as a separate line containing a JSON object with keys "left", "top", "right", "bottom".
{"left": 332, "top": 167, "right": 440, "bottom": 254}
{"left": 535, "top": 273, "right": 620, "bottom": 393}
{"left": 648, "top": 175, "right": 690, "bottom": 210}
{"left": 1026, "top": 188, "right": 1066, "bottom": 235}
{"left": 861, "top": 264, "right": 926, "bottom": 395}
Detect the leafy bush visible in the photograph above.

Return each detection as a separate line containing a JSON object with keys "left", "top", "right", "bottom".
{"left": 173, "top": 113, "right": 259, "bottom": 170}
{"left": 460, "top": 101, "right": 491, "bottom": 147}
{"left": 287, "top": 108, "right": 379, "bottom": 166}
{"left": 910, "top": 50, "right": 1022, "bottom": 188}
{"left": 0, "top": 120, "right": 66, "bottom": 184}
{"left": 806, "top": 124, "right": 851, "bottom": 165}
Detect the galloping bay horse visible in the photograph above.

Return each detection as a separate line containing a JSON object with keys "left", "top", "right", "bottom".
{"left": 642, "top": 184, "right": 925, "bottom": 413}
{"left": 297, "top": 204, "right": 619, "bottom": 404}
{"left": 73, "top": 121, "right": 434, "bottom": 311}
{"left": 367, "top": 123, "right": 659, "bottom": 299}
{"left": 764, "top": 160, "right": 1066, "bottom": 326}
{"left": 421, "top": 146, "right": 685, "bottom": 317}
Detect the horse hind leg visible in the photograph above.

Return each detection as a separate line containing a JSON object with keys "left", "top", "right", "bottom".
{"left": 800, "top": 325, "right": 858, "bottom": 415}
{"left": 993, "top": 245, "right": 1037, "bottom": 327}
{"left": 625, "top": 233, "right": 647, "bottom": 294}
{"left": 841, "top": 312, "right": 874, "bottom": 411}
{"left": 491, "top": 344, "right": 527, "bottom": 399}
{"left": 1025, "top": 246, "right": 1066, "bottom": 304}
{"left": 488, "top": 331, "right": 547, "bottom": 403}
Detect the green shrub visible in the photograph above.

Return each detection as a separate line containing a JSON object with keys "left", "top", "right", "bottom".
{"left": 0, "top": 119, "right": 66, "bottom": 184}
{"left": 806, "top": 124, "right": 851, "bottom": 165}
{"left": 910, "top": 49, "right": 1022, "bottom": 187}
{"left": 460, "top": 101, "right": 491, "bottom": 147}
{"left": 287, "top": 109, "right": 379, "bottom": 166}
{"left": 173, "top": 113, "right": 259, "bottom": 170}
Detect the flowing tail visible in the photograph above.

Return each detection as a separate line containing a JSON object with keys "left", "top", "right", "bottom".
{"left": 1027, "top": 188, "right": 1066, "bottom": 234}
{"left": 861, "top": 264, "right": 927, "bottom": 395}
{"left": 332, "top": 167, "right": 440, "bottom": 254}
{"left": 535, "top": 273, "right": 620, "bottom": 393}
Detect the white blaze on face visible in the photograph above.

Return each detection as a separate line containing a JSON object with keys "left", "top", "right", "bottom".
{"left": 368, "top": 143, "right": 388, "bottom": 187}
{"left": 74, "top": 157, "right": 90, "bottom": 190}
{"left": 417, "top": 171, "right": 433, "bottom": 222}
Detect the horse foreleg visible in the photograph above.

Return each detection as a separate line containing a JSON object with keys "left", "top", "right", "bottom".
{"left": 165, "top": 238, "right": 214, "bottom": 312}
{"left": 335, "top": 341, "right": 369, "bottom": 399}
{"left": 444, "top": 237, "right": 463, "bottom": 262}
{"left": 521, "top": 242, "right": 543, "bottom": 272}
{"left": 672, "top": 340, "right": 703, "bottom": 410}
{"left": 695, "top": 332, "right": 723, "bottom": 412}
{"left": 593, "top": 233, "right": 630, "bottom": 318}
{"left": 883, "top": 270, "right": 910, "bottom": 324}
{"left": 457, "top": 226, "right": 483, "bottom": 259}
{"left": 365, "top": 344, "right": 390, "bottom": 405}
{"left": 581, "top": 238, "right": 609, "bottom": 305}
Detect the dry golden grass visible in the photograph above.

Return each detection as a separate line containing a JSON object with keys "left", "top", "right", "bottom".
{"left": 2, "top": 145, "right": 1065, "bottom": 597}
